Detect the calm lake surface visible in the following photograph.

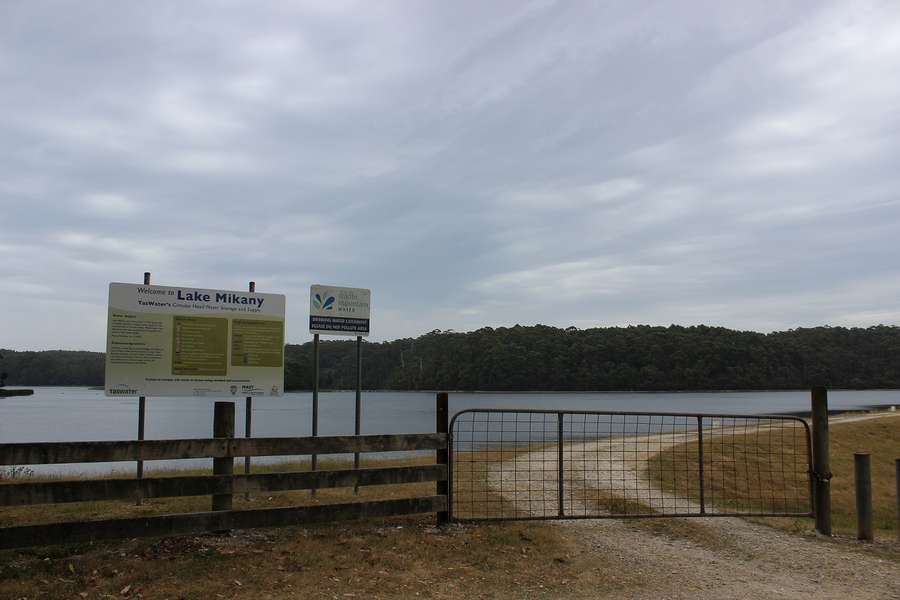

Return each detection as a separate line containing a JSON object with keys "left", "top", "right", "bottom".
{"left": 3, "top": 387, "right": 899, "bottom": 474}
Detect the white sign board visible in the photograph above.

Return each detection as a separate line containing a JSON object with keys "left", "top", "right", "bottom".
{"left": 309, "top": 285, "right": 371, "bottom": 336}
{"left": 105, "top": 283, "right": 286, "bottom": 397}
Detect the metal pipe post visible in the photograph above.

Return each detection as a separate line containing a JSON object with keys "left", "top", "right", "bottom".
{"left": 697, "top": 416, "right": 706, "bottom": 514}
{"left": 244, "top": 281, "right": 255, "bottom": 500}
{"left": 136, "top": 271, "right": 150, "bottom": 505}
{"left": 311, "top": 333, "right": 319, "bottom": 494}
{"left": 558, "top": 412, "right": 565, "bottom": 517}
{"left": 811, "top": 387, "right": 832, "bottom": 535}
{"left": 353, "top": 335, "right": 362, "bottom": 494}
{"left": 854, "top": 452, "right": 873, "bottom": 541}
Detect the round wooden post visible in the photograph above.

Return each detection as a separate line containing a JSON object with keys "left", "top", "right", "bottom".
{"left": 436, "top": 392, "right": 449, "bottom": 526}
{"left": 811, "top": 387, "right": 832, "bottom": 535}
{"left": 854, "top": 453, "right": 873, "bottom": 541}
{"left": 212, "top": 402, "right": 235, "bottom": 512}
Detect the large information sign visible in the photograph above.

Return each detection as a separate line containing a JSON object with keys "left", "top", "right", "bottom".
{"left": 309, "top": 285, "right": 371, "bottom": 336}
{"left": 105, "top": 283, "right": 286, "bottom": 397}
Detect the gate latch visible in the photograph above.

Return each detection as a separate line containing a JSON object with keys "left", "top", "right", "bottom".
{"left": 810, "top": 470, "right": 833, "bottom": 482}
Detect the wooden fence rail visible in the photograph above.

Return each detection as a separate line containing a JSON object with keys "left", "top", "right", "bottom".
{"left": 0, "top": 433, "right": 447, "bottom": 466}
{"left": 0, "top": 395, "right": 452, "bottom": 550}
{"left": 0, "top": 496, "right": 447, "bottom": 550}
{"left": 0, "top": 464, "right": 448, "bottom": 507}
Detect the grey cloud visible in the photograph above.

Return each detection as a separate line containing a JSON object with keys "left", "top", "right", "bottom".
{"left": 2, "top": 0, "right": 899, "bottom": 350}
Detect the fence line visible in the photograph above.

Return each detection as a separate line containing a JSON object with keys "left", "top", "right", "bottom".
{"left": 0, "top": 397, "right": 451, "bottom": 549}
{"left": 0, "top": 464, "right": 448, "bottom": 507}
{"left": 0, "top": 496, "right": 447, "bottom": 550}
{"left": 0, "top": 433, "right": 447, "bottom": 466}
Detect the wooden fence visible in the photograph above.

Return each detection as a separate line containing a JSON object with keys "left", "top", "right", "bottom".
{"left": 0, "top": 394, "right": 450, "bottom": 550}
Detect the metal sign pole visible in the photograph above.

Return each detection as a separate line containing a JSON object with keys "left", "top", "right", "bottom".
{"left": 244, "top": 280, "right": 255, "bottom": 501}
{"left": 308, "top": 285, "right": 370, "bottom": 494}
{"left": 311, "top": 333, "right": 319, "bottom": 494}
{"left": 354, "top": 335, "right": 362, "bottom": 494}
{"left": 136, "top": 271, "right": 150, "bottom": 505}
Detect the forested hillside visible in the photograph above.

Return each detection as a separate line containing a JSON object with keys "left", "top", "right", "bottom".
{"left": 0, "top": 350, "right": 105, "bottom": 386}
{"left": 3, "top": 325, "right": 900, "bottom": 391}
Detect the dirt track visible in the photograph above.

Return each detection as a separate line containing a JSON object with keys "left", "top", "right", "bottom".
{"left": 487, "top": 413, "right": 900, "bottom": 599}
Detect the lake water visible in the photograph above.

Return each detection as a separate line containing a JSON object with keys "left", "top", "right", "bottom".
{"left": 2, "top": 387, "right": 899, "bottom": 475}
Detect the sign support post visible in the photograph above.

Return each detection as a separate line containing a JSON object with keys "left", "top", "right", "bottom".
{"left": 136, "top": 271, "right": 150, "bottom": 505}
{"left": 244, "top": 280, "right": 256, "bottom": 500}
{"left": 308, "top": 284, "right": 370, "bottom": 496}
{"left": 311, "top": 333, "right": 320, "bottom": 495}
{"left": 354, "top": 335, "right": 362, "bottom": 494}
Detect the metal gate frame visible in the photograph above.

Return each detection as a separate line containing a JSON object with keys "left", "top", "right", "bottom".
{"left": 448, "top": 409, "right": 813, "bottom": 522}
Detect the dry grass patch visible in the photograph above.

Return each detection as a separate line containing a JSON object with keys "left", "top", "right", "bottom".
{"left": 824, "top": 414, "right": 900, "bottom": 537}
{"left": 648, "top": 424, "right": 810, "bottom": 516}
{"left": 0, "top": 452, "right": 645, "bottom": 598}
{"left": 451, "top": 448, "right": 537, "bottom": 519}
{"left": 0, "top": 517, "right": 639, "bottom": 600}
{"left": 650, "top": 412, "right": 900, "bottom": 542}
{"left": 0, "top": 450, "right": 648, "bottom": 598}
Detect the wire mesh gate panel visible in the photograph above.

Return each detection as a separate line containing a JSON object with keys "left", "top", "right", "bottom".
{"left": 449, "top": 410, "right": 812, "bottom": 521}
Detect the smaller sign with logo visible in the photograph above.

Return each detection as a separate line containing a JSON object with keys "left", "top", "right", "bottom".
{"left": 309, "top": 285, "right": 371, "bottom": 336}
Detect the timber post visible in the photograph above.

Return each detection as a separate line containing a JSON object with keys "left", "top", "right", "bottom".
{"left": 854, "top": 452, "right": 873, "bottom": 541}
{"left": 212, "top": 402, "right": 235, "bottom": 512}
{"left": 811, "top": 387, "right": 832, "bottom": 535}
{"left": 436, "top": 392, "right": 449, "bottom": 526}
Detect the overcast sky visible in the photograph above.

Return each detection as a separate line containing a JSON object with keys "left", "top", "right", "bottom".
{"left": 2, "top": 1, "right": 900, "bottom": 351}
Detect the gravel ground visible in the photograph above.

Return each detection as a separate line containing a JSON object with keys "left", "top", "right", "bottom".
{"left": 487, "top": 413, "right": 900, "bottom": 599}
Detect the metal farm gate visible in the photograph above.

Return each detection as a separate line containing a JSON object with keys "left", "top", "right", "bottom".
{"left": 449, "top": 409, "right": 812, "bottom": 521}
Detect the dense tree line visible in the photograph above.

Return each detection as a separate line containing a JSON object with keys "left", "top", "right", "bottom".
{"left": 0, "top": 350, "right": 105, "bottom": 386}
{"left": 3, "top": 324, "right": 900, "bottom": 390}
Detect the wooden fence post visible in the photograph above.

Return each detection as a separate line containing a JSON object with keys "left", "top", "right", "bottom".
{"left": 854, "top": 453, "right": 873, "bottom": 541}
{"left": 811, "top": 387, "right": 832, "bottom": 536}
{"left": 436, "top": 392, "right": 449, "bottom": 526}
{"left": 212, "top": 402, "right": 235, "bottom": 512}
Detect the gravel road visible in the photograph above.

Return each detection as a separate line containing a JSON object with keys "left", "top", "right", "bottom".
{"left": 486, "top": 413, "right": 900, "bottom": 599}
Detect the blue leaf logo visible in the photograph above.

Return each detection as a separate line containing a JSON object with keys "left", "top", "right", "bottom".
{"left": 313, "top": 293, "right": 335, "bottom": 310}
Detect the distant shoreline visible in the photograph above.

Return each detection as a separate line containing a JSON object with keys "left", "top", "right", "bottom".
{"left": 12, "top": 385, "right": 900, "bottom": 394}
